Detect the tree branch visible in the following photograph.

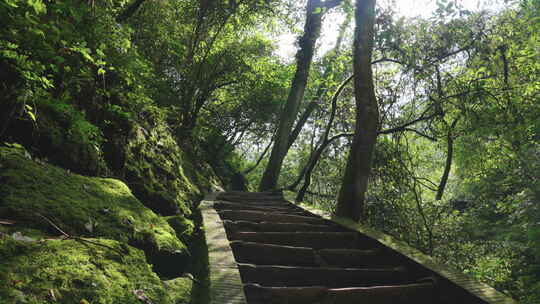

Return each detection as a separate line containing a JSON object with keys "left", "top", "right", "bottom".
{"left": 402, "top": 128, "right": 437, "bottom": 141}
{"left": 243, "top": 140, "right": 273, "bottom": 175}
{"left": 378, "top": 112, "right": 438, "bottom": 136}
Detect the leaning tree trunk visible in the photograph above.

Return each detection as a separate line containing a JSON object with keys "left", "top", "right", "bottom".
{"left": 258, "top": 0, "right": 326, "bottom": 191}
{"left": 335, "top": 0, "right": 379, "bottom": 222}
{"left": 286, "top": 12, "right": 352, "bottom": 152}
{"left": 259, "top": 0, "right": 345, "bottom": 191}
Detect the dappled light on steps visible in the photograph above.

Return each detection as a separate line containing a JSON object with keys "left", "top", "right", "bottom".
{"left": 204, "top": 191, "right": 517, "bottom": 304}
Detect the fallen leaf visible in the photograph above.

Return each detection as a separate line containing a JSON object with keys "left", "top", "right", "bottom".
{"left": 84, "top": 222, "right": 93, "bottom": 233}
{"left": 133, "top": 289, "right": 153, "bottom": 304}
{"left": 181, "top": 273, "right": 200, "bottom": 283}
{"left": 12, "top": 232, "right": 36, "bottom": 242}
{"left": 84, "top": 217, "right": 98, "bottom": 233}
{"left": 49, "top": 289, "right": 57, "bottom": 301}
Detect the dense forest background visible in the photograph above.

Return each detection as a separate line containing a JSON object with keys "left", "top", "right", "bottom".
{"left": 1, "top": 0, "right": 538, "bottom": 303}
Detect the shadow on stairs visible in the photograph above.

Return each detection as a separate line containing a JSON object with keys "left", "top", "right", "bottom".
{"left": 201, "top": 191, "right": 517, "bottom": 304}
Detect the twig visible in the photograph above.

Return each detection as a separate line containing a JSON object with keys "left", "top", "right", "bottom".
{"left": 35, "top": 213, "right": 125, "bottom": 256}
{"left": 75, "top": 237, "right": 126, "bottom": 256}
{"left": 35, "top": 213, "right": 70, "bottom": 237}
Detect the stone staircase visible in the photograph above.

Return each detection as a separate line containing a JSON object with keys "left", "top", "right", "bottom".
{"left": 204, "top": 191, "right": 516, "bottom": 304}
{"left": 216, "top": 191, "right": 438, "bottom": 304}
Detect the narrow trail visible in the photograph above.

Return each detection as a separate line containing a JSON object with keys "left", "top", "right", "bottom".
{"left": 207, "top": 191, "right": 515, "bottom": 304}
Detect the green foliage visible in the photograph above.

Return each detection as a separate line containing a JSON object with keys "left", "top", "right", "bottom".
{"left": 0, "top": 0, "right": 148, "bottom": 171}
{"left": 2, "top": 0, "right": 537, "bottom": 302}
{"left": 279, "top": 2, "right": 538, "bottom": 302}
{"left": 0, "top": 0, "right": 289, "bottom": 303}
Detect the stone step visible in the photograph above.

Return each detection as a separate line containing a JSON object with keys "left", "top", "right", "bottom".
{"left": 244, "top": 281, "right": 436, "bottom": 304}
{"left": 224, "top": 199, "right": 287, "bottom": 204}
{"left": 224, "top": 220, "right": 345, "bottom": 233}
{"left": 230, "top": 241, "right": 390, "bottom": 267}
{"left": 219, "top": 210, "right": 327, "bottom": 225}
{"left": 230, "top": 231, "right": 369, "bottom": 249}
{"left": 318, "top": 248, "right": 394, "bottom": 268}
{"left": 220, "top": 199, "right": 290, "bottom": 206}
{"left": 217, "top": 191, "right": 282, "bottom": 197}
{"left": 217, "top": 193, "right": 286, "bottom": 203}
{"left": 231, "top": 241, "right": 316, "bottom": 266}
{"left": 238, "top": 264, "right": 409, "bottom": 287}
{"left": 214, "top": 201, "right": 298, "bottom": 212}
{"left": 219, "top": 208, "right": 308, "bottom": 216}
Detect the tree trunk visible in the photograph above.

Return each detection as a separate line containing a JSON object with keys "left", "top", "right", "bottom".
{"left": 258, "top": 0, "right": 326, "bottom": 191}
{"left": 436, "top": 118, "right": 459, "bottom": 200}
{"left": 287, "top": 101, "right": 319, "bottom": 150}
{"left": 286, "top": 12, "right": 352, "bottom": 151}
{"left": 335, "top": 0, "right": 379, "bottom": 222}
{"left": 435, "top": 135, "right": 453, "bottom": 200}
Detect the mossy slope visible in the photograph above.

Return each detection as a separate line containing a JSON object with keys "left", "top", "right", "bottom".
{"left": 0, "top": 146, "right": 183, "bottom": 255}
{"left": 0, "top": 145, "right": 196, "bottom": 303}
{"left": 2, "top": 101, "right": 219, "bottom": 219}
{"left": 0, "top": 238, "right": 189, "bottom": 304}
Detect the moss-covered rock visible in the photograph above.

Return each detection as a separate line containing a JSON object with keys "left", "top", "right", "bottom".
{"left": 163, "top": 278, "right": 193, "bottom": 304}
{"left": 0, "top": 238, "right": 190, "bottom": 304}
{"left": 105, "top": 108, "right": 218, "bottom": 216}
{"left": 2, "top": 100, "right": 219, "bottom": 220}
{"left": 123, "top": 119, "right": 198, "bottom": 216}
{"left": 166, "top": 216, "right": 195, "bottom": 244}
{"left": 0, "top": 145, "right": 184, "bottom": 258}
{"left": 0, "top": 101, "right": 109, "bottom": 177}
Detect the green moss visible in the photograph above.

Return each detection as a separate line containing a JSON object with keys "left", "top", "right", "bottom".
{"left": 4, "top": 101, "right": 109, "bottom": 176}
{"left": 0, "top": 146, "right": 184, "bottom": 257}
{"left": 0, "top": 238, "right": 183, "bottom": 304}
{"left": 163, "top": 278, "right": 193, "bottom": 304}
{"left": 120, "top": 115, "right": 208, "bottom": 216}
{"left": 166, "top": 216, "right": 195, "bottom": 244}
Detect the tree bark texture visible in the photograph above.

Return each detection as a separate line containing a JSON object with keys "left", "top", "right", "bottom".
{"left": 286, "top": 12, "right": 352, "bottom": 152}
{"left": 258, "top": 0, "right": 325, "bottom": 191}
{"left": 335, "top": 0, "right": 379, "bottom": 222}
